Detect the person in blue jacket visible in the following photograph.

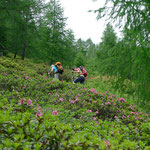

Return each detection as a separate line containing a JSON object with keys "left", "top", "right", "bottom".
{"left": 48, "top": 64, "right": 59, "bottom": 80}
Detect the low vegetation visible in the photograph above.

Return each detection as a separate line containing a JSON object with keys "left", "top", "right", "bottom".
{"left": 0, "top": 56, "right": 149, "bottom": 149}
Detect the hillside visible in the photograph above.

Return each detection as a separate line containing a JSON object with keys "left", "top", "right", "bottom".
{"left": 0, "top": 56, "right": 150, "bottom": 150}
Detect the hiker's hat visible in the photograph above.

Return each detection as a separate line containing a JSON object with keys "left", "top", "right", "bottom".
{"left": 55, "top": 62, "right": 61, "bottom": 66}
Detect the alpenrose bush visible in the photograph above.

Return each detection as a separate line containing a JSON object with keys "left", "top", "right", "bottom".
{"left": 0, "top": 97, "right": 150, "bottom": 149}
{"left": 49, "top": 87, "right": 149, "bottom": 125}
{"left": 0, "top": 56, "right": 150, "bottom": 149}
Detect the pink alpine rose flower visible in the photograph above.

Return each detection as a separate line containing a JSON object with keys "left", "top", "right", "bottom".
{"left": 36, "top": 110, "right": 43, "bottom": 117}
{"left": 19, "top": 99, "right": 25, "bottom": 104}
{"left": 93, "top": 117, "right": 97, "bottom": 121}
{"left": 52, "top": 110, "right": 58, "bottom": 115}
{"left": 87, "top": 110, "right": 92, "bottom": 113}
{"left": 59, "top": 98, "right": 64, "bottom": 101}
{"left": 104, "top": 140, "right": 110, "bottom": 148}
{"left": 27, "top": 99, "right": 32, "bottom": 105}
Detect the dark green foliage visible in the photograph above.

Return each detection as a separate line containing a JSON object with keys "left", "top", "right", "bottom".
{"left": 62, "top": 69, "right": 72, "bottom": 82}
{"left": 73, "top": 51, "right": 86, "bottom": 67}
{"left": 95, "top": 1, "right": 150, "bottom": 103}
{"left": 96, "top": 23, "right": 117, "bottom": 75}
{"left": 0, "top": 0, "right": 76, "bottom": 65}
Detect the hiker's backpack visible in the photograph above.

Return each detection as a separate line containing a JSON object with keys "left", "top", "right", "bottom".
{"left": 82, "top": 67, "right": 87, "bottom": 77}
{"left": 57, "top": 65, "right": 64, "bottom": 74}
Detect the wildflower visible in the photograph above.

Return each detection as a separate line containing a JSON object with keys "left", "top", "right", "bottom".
{"left": 25, "top": 76, "right": 29, "bottom": 80}
{"left": 69, "top": 100, "right": 75, "bottom": 103}
{"left": 104, "top": 140, "right": 110, "bottom": 148}
{"left": 27, "top": 99, "right": 32, "bottom": 105}
{"left": 101, "top": 103, "right": 104, "bottom": 106}
{"left": 114, "top": 116, "right": 117, "bottom": 119}
{"left": 59, "top": 98, "right": 64, "bottom": 101}
{"left": 122, "top": 115, "right": 125, "bottom": 118}
{"left": 36, "top": 110, "right": 43, "bottom": 117}
{"left": 131, "top": 112, "right": 135, "bottom": 114}
{"left": 19, "top": 99, "right": 25, "bottom": 104}
{"left": 48, "top": 92, "right": 51, "bottom": 95}
{"left": 117, "top": 131, "right": 119, "bottom": 133}
{"left": 105, "top": 91, "right": 108, "bottom": 94}
{"left": 93, "top": 117, "right": 97, "bottom": 121}
{"left": 119, "top": 97, "right": 125, "bottom": 102}
{"left": 95, "top": 111, "right": 99, "bottom": 114}
{"left": 87, "top": 110, "right": 92, "bottom": 113}
{"left": 52, "top": 110, "right": 58, "bottom": 115}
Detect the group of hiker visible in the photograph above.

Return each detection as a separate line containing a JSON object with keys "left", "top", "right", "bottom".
{"left": 48, "top": 62, "right": 87, "bottom": 84}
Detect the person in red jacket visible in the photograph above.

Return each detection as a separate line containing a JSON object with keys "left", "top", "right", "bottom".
{"left": 73, "top": 66, "right": 87, "bottom": 84}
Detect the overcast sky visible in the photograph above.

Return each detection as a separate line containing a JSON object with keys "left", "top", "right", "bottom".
{"left": 45, "top": 0, "right": 121, "bottom": 44}
{"left": 59, "top": 0, "right": 107, "bottom": 44}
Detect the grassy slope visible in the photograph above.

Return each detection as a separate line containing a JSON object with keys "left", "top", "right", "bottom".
{"left": 0, "top": 55, "right": 150, "bottom": 149}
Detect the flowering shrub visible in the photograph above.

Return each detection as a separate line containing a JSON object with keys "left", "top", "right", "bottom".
{"left": 0, "top": 57, "right": 150, "bottom": 149}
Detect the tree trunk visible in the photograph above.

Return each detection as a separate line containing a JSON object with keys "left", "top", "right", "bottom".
{"left": 14, "top": 51, "right": 17, "bottom": 59}
{"left": 22, "top": 40, "right": 26, "bottom": 60}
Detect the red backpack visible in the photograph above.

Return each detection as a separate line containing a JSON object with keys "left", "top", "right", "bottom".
{"left": 82, "top": 67, "right": 87, "bottom": 77}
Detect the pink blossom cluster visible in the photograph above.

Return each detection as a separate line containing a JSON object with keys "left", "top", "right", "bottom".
{"left": 36, "top": 105, "right": 43, "bottom": 117}
{"left": 69, "top": 100, "right": 75, "bottom": 103}
{"left": 101, "top": 91, "right": 108, "bottom": 96}
{"left": 89, "top": 88, "right": 99, "bottom": 94}
{"left": 19, "top": 98, "right": 32, "bottom": 106}
{"left": 93, "top": 117, "right": 97, "bottom": 121}
{"left": 59, "top": 98, "right": 64, "bottom": 101}
{"left": 105, "top": 101, "right": 111, "bottom": 105}
{"left": 129, "top": 105, "right": 135, "bottom": 111}
{"left": 25, "top": 76, "right": 29, "bottom": 80}
{"left": 52, "top": 110, "right": 58, "bottom": 116}
{"left": 104, "top": 140, "right": 110, "bottom": 148}
{"left": 116, "top": 97, "right": 126, "bottom": 103}
{"left": 87, "top": 110, "right": 92, "bottom": 113}
{"left": 108, "top": 94, "right": 115, "bottom": 100}
{"left": 1, "top": 72, "right": 7, "bottom": 76}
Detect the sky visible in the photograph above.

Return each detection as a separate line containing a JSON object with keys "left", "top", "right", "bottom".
{"left": 45, "top": 0, "right": 122, "bottom": 44}
{"left": 59, "top": 0, "right": 106, "bottom": 44}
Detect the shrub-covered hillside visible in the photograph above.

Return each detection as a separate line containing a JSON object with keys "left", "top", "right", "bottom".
{"left": 0, "top": 56, "right": 150, "bottom": 150}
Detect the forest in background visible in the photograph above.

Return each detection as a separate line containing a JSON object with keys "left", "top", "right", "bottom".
{"left": 0, "top": 0, "right": 150, "bottom": 105}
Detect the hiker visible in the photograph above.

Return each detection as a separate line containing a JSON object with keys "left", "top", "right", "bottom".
{"left": 55, "top": 62, "right": 64, "bottom": 81}
{"left": 73, "top": 66, "right": 87, "bottom": 84}
{"left": 72, "top": 66, "right": 80, "bottom": 81}
{"left": 48, "top": 64, "right": 58, "bottom": 80}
